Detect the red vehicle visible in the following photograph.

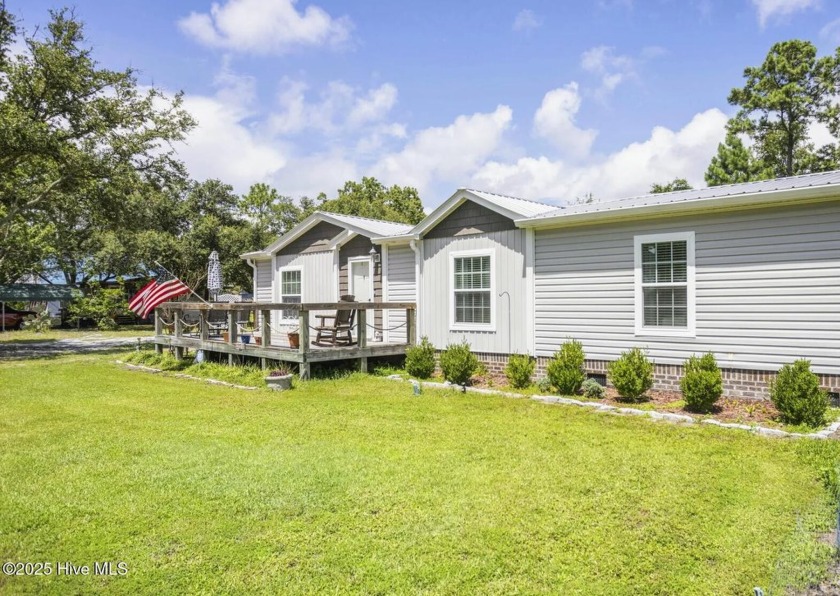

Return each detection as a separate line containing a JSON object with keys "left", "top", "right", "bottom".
{"left": 0, "top": 306, "right": 37, "bottom": 330}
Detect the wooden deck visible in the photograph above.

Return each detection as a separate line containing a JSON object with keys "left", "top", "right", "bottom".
{"left": 152, "top": 301, "right": 415, "bottom": 379}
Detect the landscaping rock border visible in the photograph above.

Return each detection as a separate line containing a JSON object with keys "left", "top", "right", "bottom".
{"left": 116, "top": 361, "right": 258, "bottom": 391}
{"left": 384, "top": 375, "right": 840, "bottom": 440}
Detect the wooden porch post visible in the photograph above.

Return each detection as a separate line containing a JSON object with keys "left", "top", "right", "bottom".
{"left": 259, "top": 309, "right": 271, "bottom": 370}
{"left": 406, "top": 308, "right": 416, "bottom": 346}
{"left": 154, "top": 309, "right": 163, "bottom": 354}
{"left": 199, "top": 310, "right": 209, "bottom": 342}
{"left": 227, "top": 310, "right": 237, "bottom": 365}
{"left": 357, "top": 306, "right": 367, "bottom": 372}
{"left": 299, "top": 307, "right": 310, "bottom": 380}
{"left": 173, "top": 308, "right": 184, "bottom": 360}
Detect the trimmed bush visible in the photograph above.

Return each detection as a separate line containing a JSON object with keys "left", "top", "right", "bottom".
{"left": 680, "top": 353, "right": 723, "bottom": 413}
{"left": 536, "top": 376, "right": 552, "bottom": 393}
{"left": 770, "top": 359, "right": 829, "bottom": 428}
{"left": 405, "top": 336, "right": 436, "bottom": 379}
{"left": 608, "top": 347, "right": 654, "bottom": 401}
{"left": 546, "top": 339, "right": 586, "bottom": 395}
{"left": 505, "top": 354, "right": 535, "bottom": 389}
{"left": 581, "top": 378, "right": 606, "bottom": 399}
{"left": 439, "top": 341, "right": 479, "bottom": 386}
{"left": 21, "top": 310, "right": 53, "bottom": 333}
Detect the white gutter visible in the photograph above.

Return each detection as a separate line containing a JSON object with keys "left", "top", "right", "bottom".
{"left": 515, "top": 183, "right": 840, "bottom": 229}
{"left": 409, "top": 239, "right": 421, "bottom": 344}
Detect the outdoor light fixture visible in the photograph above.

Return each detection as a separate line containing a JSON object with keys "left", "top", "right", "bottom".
{"left": 369, "top": 246, "right": 381, "bottom": 263}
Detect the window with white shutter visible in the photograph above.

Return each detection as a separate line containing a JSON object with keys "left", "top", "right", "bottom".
{"left": 634, "top": 232, "right": 695, "bottom": 337}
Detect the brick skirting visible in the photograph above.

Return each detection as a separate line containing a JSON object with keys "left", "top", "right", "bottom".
{"left": 460, "top": 352, "right": 840, "bottom": 400}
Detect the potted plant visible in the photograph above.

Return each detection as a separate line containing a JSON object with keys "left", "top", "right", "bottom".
{"left": 265, "top": 364, "right": 294, "bottom": 391}
{"left": 240, "top": 322, "right": 255, "bottom": 345}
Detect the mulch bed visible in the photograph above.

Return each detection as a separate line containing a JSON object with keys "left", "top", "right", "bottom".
{"left": 470, "top": 372, "right": 784, "bottom": 428}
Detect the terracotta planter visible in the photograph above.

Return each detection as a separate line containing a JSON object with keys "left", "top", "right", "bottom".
{"left": 288, "top": 332, "right": 300, "bottom": 349}
{"left": 265, "top": 374, "right": 293, "bottom": 391}
{"left": 222, "top": 331, "right": 229, "bottom": 342}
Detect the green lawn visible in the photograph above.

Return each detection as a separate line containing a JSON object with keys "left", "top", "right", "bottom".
{"left": 0, "top": 326, "right": 154, "bottom": 343}
{"left": 0, "top": 355, "right": 838, "bottom": 594}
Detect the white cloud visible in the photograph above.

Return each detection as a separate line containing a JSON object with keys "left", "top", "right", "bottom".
{"left": 581, "top": 46, "right": 638, "bottom": 98}
{"left": 178, "top": 95, "right": 287, "bottom": 190}
{"left": 751, "top": 0, "right": 819, "bottom": 27}
{"left": 178, "top": 0, "right": 352, "bottom": 54}
{"left": 373, "top": 106, "right": 513, "bottom": 195}
{"left": 532, "top": 83, "right": 597, "bottom": 158}
{"left": 472, "top": 108, "right": 728, "bottom": 202}
{"left": 820, "top": 18, "right": 840, "bottom": 44}
{"left": 269, "top": 80, "right": 398, "bottom": 135}
{"left": 512, "top": 9, "right": 542, "bottom": 33}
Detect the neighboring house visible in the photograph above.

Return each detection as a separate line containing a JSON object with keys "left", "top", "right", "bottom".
{"left": 244, "top": 171, "right": 840, "bottom": 399}
{"left": 241, "top": 211, "right": 415, "bottom": 345}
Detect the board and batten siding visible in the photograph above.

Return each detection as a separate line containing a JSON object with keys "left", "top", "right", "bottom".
{"left": 385, "top": 244, "right": 416, "bottom": 343}
{"left": 420, "top": 230, "right": 528, "bottom": 354}
{"left": 533, "top": 201, "right": 840, "bottom": 375}
{"left": 268, "top": 251, "right": 336, "bottom": 344}
{"left": 253, "top": 259, "right": 272, "bottom": 302}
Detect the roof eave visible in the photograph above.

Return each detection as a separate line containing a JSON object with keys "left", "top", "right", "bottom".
{"left": 515, "top": 184, "right": 840, "bottom": 229}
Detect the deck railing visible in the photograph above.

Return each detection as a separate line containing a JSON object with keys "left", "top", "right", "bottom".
{"left": 153, "top": 301, "right": 416, "bottom": 378}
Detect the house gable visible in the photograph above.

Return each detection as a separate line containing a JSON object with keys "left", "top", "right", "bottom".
{"left": 277, "top": 221, "right": 344, "bottom": 256}
{"left": 425, "top": 200, "right": 516, "bottom": 239}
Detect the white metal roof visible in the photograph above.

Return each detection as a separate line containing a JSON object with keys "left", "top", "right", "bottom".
{"left": 319, "top": 212, "right": 413, "bottom": 237}
{"left": 526, "top": 170, "right": 840, "bottom": 222}
{"left": 460, "top": 188, "right": 557, "bottom": 218}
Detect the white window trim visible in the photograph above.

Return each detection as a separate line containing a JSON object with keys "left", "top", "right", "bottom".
{"left": 347, "top": 256, "right": 374, "bottom": 302}
{"left": 449, "top": 249, "right": 496, "bottom": 332}
{"left": 278, "top": 266, "right": 303, "bottom": 320}
{"left": 634, "top": 231, "right": 696, "bottom": 338}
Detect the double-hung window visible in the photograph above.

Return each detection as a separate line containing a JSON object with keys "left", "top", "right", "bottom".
{"left": 634, "top": 232, "right": 695, "bottom": 336}
{"left": 451, "top": 251, "right": 494, "bottom": 329}
{"left": 280, "top": 269, "right": 302, "bottom": 320}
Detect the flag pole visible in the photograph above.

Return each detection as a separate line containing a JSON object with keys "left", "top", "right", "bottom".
{"left": 153, "top": 261, "right": 212, "bottom": 306}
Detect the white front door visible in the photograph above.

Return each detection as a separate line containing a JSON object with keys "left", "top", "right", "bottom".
{"left": 350, "top": 260, "right": 371, "bottom": 302}
{"left": 349, "top": 259, "right": 372, "bottom": 339}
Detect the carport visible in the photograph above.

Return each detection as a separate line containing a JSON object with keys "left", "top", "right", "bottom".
{"left": 0, "top": 284, "right": 81, "bottom": 331}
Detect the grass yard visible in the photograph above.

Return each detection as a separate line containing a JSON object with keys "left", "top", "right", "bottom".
{"left": 0, "top": 326, "right": 154, "bottom": 343}
{"left": 1, "top": 354, "right": 838, "bottom": 594}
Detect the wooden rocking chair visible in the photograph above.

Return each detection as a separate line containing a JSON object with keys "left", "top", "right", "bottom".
{"left": 313, "top": 295, "right": 357, "bottom": 346}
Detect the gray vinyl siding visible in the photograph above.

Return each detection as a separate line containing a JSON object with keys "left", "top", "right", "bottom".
{"left": 277, "top": 221, "right": 343, "bottom": 255}
{"left": 421, "top": 229, "right": 528, "bottom": 354}
{"left": 425, "top": 201, "right": 516, "bottom": 239}
{"left": 534, "top": 201, "right": 840, "bottom": 375}
{"left": 338, "top": 235, "right": 382, "bottom": 335}
{"left": 268, "top": 251, "right": 336, "bottom": 346}
{"left": 385, "top": 244, "right": 416, "bottom": 343}
{"left": 253, "top": 260, "right": 272, "bottom": 302}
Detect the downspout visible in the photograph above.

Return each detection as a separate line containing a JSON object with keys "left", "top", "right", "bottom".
{"left": 410, "top": 239, "right": 421, "bottom": 344}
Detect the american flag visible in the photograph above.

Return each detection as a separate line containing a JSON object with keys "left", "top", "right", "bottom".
{"left": 129, "top": 272, "right": 191, "bottom": 319}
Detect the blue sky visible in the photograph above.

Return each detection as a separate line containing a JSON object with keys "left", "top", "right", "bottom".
{"left": 7, "top": 0, "right": 840, "bottom": 208}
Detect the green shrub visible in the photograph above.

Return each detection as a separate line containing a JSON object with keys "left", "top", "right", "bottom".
{"left": 439, "top": 340, "right": 479, "bottom": 386}
{"left": 505, "top": 354, "right": 535, "bottom": 389}
{"left": 608, "top": 347, "right": 654, "bottom": 401}
{"left": 680, "top": 353, "right": 723, "bottom": 413}
{"left": 581, "top": 378, "right": 606, "bottom": 399}
{"left": 536, "top": 376, "right": 552, "bottom": 393}
{"left": 405, "top": 336, "right": 436, "bottom": 379}
{"left": 546, "top": 339, "right": 586, "bottom": 395}
{"left": 21, "top": 310, "right": 53, "bottom": 333}
{"left": 67, "top": 282, "right": 129, "bottom": 330}
{"left": 770, "top": 360, "right": 829, "bottom": 428}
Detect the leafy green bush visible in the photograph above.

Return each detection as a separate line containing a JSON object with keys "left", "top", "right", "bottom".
{"left": 67, "top": 282, "right": 129, "bottom": 330}
{"left": 536, "top": 376, "right": 552, "bottom": 393}
{"left": 545, "top": 339, "right": 586, "bottom": 395}
{"left": 581, "top": 378, "right": 606, "bottom": 399}
{"left": 770, "top": 359, "right": 829, "bottom": 428}
{"left": 505, "top": 354, "right": 535, "bottom": 389}
{"left": 21, "top": 310, "right": 53, "bottom": 333}
{"left": 608, "top": 347, "right": 654, "bottom": 401}
{"left": 405, "top": 336, "right": 436, "bottom": 378}
{"left": 439, "top": 340, "right": 479, "bottom": 386}
{"left": 680, "top": 353, "right": 723, "bottom": 413}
